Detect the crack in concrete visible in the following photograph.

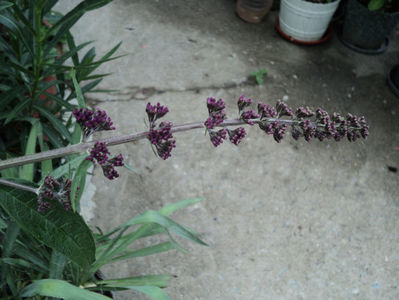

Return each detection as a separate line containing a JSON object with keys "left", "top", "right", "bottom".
{"left": 86, "top": 76, "right": 257, "bottom": 105}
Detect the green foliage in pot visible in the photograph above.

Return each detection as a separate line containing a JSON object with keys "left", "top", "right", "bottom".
{"left": 304, "top": 0, "right": 338, "bottom": 4}
{"left": 362, "top": 0, "right": 399, "bottom": 11}
{"left": 0, "top": 0, "right": 121, "bottom": 182}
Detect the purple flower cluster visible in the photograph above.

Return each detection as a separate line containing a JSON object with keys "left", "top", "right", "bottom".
{"left": 148, "top": 121, "right": 176, "bottom": 160}
{"left": 205, "top": 97, "right": 226, "bottom": 130}
{"left": 241, "top": 109, "right": 259, "bottom": 125}
{"left": 209, "top": 129, "right": 227, "bottom": 147}
{"left": 87, "top": 142, "right": 124, "bottom": 180}
{"left": 256, "top": 101, "right": 369, "bottom": 143}
{"left": 204, "top": 98, "right": 230, "bottom": 147}
{"left": 237, "top": 95, "right": 252, "bottom": 112}
{"left": 146, "top": 102, "right": 176, "bottom": 160}
{"left": 146, "top": 102, "right": 169, "bottom": 126}
{"left": 38, "top": 176, "right": 73, "bottom": 213}
{"left": 276, "top": 100, "right": 294, "bottom": 117}
{"left": 204, "top": 95, "right": 369, "bottom": 145}
{"left": 228, "top": 127, "right": 246, "bottom": 145}
{"left": 238, "top": 95, "right": 259, "bottom": 125}
{"left": 73, "top": 108, "right": 115, "bottom": 139}
{"left": 258, "top": 102, "right": 277, "bottom": 119}
{"left": 258, "top": 121, "right": 287, "bottom": 143}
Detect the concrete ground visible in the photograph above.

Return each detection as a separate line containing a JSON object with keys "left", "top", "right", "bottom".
{"left": 57, "top": 1, "right": 399, "bottom": 299}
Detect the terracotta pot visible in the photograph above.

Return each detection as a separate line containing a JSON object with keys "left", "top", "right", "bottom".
{"left": 236, "top": 0, "right": 274, "bottom": 23}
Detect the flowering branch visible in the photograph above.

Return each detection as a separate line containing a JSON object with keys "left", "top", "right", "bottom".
{"left": 0, "top": 119, "right": 250, "bottom": 171}
{"left": 0, "top": 95, "right": 369, "bottom": 205}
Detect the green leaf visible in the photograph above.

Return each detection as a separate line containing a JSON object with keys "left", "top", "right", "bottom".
{"left": 66, "top": 31, "right": 80, "bottom": 67}
{"left": 49, "top": 250, "right": 66, "bottom": 280}
{"left": 33, "top": 105, "right": 72, "bottom": 142}
{"left": 1, "top": 221, "right": 19, "bottom": 286}
{"left": 40, "top": 154, "right": 87, "bottom": 184}
{"left": 0, "top": 1, "right": 13, "bottom": 11}
{"left": 71, "top": 123, "right": 82, "bottom": 145}
{"left": 0, "top": 12, "right": 33, "bottom": 57}
{"left": 44, "top": 0, "right": 114, "bottom": 53}
{"left": 40, "top": 143, "right": 53, "bottom": 178}
{"left": 110, "top": 242, "right": 175, "bottom": 263}
{"left": 55, "top": 40, "right": 93, "bottom": 66}
{"left": 70, "top": 159, "right": 92, "bottom": 212}
{"left": 21, "top": 279, "right": 112, "bottom": 300}
{"left": 368, "top": 0, "right": 385, "bottom": 10}
{"left": 81, "top": 79, "right": 102, "bottom": 94}
{"left": 159, "top": 198, "right": 203, "bottom": 216}
{"left": 41, "top": 91, "right": 77, "bottom": 111}
{"left": 42, "top": 123, "right": 64, "bottom": 148}
{"left": 0, "top": 257, "right": 44, "bottom": 273}
{"left": 21, "top": 121, "right": 40, "bottom": 181}
{"left": 96, "top": 274, "right": 171, "bottom": 288}
{"left": 71, "top": 68, "right": 86, "bottom": 109}
{"left": 128, "top": 286, "right": 171, "bottom": 300}
{"left": 123, "top": 162, "right": 140, "bottom": 175}
{"left": 4, "top": 98, "right": 30, "bottom": 124}
{"left": 124, "top": 210, "right": 207, "bottom": 246}
{"left": 0, "top": 187, "right": 95, "bottom": 269}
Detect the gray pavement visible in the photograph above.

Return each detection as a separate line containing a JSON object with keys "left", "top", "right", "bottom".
{"left": 57, "top": 1, "right": 399, "bottom": 299}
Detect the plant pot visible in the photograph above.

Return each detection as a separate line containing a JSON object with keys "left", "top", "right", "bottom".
{"left": 279, "top": 0, "right": 341, "bottom": 42}
{"left": 387, "top": 64, "right": 399, "bottom": 98}
{"left": 236, "top": 0, "right": 274, "bottom": 23}
{"left": 341, "top": 0, "right": 399, "bottom": 51}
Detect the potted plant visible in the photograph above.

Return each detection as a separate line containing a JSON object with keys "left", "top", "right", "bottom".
{"left": 277, "top": 0, "right": 341, "bottom": 43}
{"left": 387, "top": 64, "right": 399, "bottom": 98}
{"left": 236, "top": 0, "right": 274, "bottom": 23}
{"left": 339, "top": 0, "right": 399, "bottom": 54}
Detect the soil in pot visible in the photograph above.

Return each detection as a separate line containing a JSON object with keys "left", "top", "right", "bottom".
{"left": 341, "top": 0, "right": 399, "bottom": 50}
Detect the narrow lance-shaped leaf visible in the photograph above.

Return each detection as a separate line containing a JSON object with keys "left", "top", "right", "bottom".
{"left": 20, "top": 121, "right": 40, "bottom": 181}
{"left": 70, "top": 159, "right": 92, "bottom": 212}
{"left": 33, "top": 105, "right": 72, "bottom": 142}
{"left": 71, "top": 68, "right": 85, "bottom": 109}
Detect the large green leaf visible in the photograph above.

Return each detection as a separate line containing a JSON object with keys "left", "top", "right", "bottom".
{"left": 21, "top": 279, "right": 112, "bottom": 300}
{"left": 0, "top": 186, "right": 95, "bottom": 269}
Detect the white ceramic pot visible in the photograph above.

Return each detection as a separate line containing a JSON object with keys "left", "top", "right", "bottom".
{"left": 279, "top": 0, "right": 341, "bottom": 42}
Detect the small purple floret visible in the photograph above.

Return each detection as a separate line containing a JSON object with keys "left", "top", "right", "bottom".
{"left": 146, "top": 102, "right": 169, "bottom": 125}
{"left": 207, "top": 97, "right": 226, "bottom": 114}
